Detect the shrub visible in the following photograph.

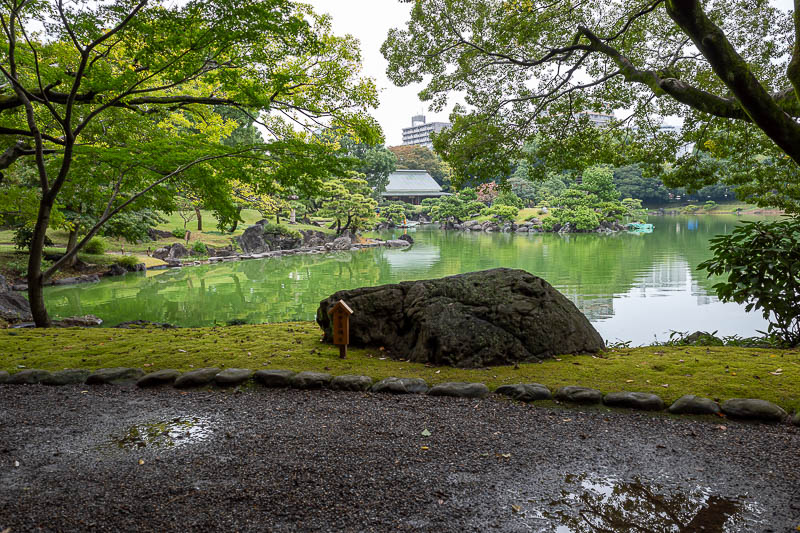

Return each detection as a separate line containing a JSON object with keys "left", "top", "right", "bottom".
{"left": 683, "top": 204, "right": 700, "bottom": 213}
{"left": 12, "top": 226, "right": 53, "bottom": 250}
{"left": 480, "top": 204, "right": 519, "bottom": 222}
{"left": 698, "top": 218, "right": 800, "bottom": 346}
{"left": 83, "top": 237, "right": 108, "bottom": 255}
{"left": 171, "top": 227, "right": 187, "bottom": 239}
{"left": 261, "top": 223, "right": 301, "bottom": 240}
{"left": 493, "top": 190, "right": 524, "bottom": 209}
{"left": 115, "top": 255, "right": 140, "bottom": 269}
{"left": 703, "top": 200, "right": 717, "bottom": 211}
{"left": 192, "top": 241, "right": 208, "bottom": 254}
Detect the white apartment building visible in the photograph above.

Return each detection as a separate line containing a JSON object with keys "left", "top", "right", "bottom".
{"left": 401, "top": 115, "right": 451, "bottom": 149}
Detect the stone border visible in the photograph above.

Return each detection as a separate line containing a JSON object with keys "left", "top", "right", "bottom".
{"left": 1, "top": 367, "right": 797, "bottom": 426}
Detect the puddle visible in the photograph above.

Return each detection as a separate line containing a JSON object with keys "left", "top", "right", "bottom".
{"left": 534, "top": 473, "right": 751, "bottom": 532}
{"left": 106, "top": 417, "right": 212, "bottom": 450}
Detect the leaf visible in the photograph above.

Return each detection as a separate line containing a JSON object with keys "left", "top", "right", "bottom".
{"left": 511, "top": 504, "right": 522, "bottom": 513}
{"left": 420, "top": 446, "right": 429, "bottom": 451}
{"left": 625, "top": 379, "right": 634, "bottom": 383}
{"left": 138, "top": 459, "right": 144, "bottom": 465}
{"left": 421, "top": 429, "right": 431, "bottom": 437}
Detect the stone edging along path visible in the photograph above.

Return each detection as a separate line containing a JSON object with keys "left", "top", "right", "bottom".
{"left": 1, "top": 367, "right": 798, "bottom": 427}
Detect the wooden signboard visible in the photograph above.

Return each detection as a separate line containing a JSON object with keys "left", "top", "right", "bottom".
{"left": 328, "top": 300, "right": 353, "bottom": 359}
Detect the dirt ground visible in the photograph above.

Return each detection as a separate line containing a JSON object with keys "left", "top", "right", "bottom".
{"left": 1, "top": 385, "right": 798, "bottom": 532}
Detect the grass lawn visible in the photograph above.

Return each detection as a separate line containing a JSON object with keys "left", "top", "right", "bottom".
{"left": 1, "top": 322, "right": 798, "bottom": 413}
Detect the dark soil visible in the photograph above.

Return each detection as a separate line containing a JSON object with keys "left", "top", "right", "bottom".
{"left": 1, "top": 385, "right": 798, "bottom": 532}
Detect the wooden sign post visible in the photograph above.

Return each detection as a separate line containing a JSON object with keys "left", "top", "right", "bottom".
{"left": 328, "top": 300, "right": 353, "bottom": 359}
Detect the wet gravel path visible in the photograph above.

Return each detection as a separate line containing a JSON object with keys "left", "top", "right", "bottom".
{"left": 1, "top": 385, "right": 799, "bottom": 532}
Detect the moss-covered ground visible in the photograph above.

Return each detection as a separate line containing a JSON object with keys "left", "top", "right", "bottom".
{"left": 1, "top": 322, "right": 797, "bottom": 412}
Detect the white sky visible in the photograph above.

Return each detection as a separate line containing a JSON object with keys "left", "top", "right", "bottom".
{"left": 304, "top": 0, "right": 455, "bottom": 147}
{"left": 306, "top": 0, "right": 796, "bottom": 146}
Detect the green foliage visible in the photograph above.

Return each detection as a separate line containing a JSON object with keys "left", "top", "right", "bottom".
{"left": 192, "top": 242, "right": 208, "bottom": 254}
{"left": 579, "top": 166, "right": 619, "bottom": 202}
{"left": 171, "top": 228, "right": 187, "bottom": 239}
{"left": 493, "top": 190, "right": 523, "bottom": 209}
{"left": 261, "top": 223, "right": 301, "bottom": 240}
{"left": 12, "top": 226, "right": 52, "bottom": 251}
{"left": 480, "top": 204, "right": 519, "bottom": 222}
{"left": 683, "top": 205, "right": 700, "bottom": 213}
{"left": 698, "top": 218, "right": 800, "bottom": 346}
{"left": 614, "top": 165, "right": 669, "bottom": 204}
{"left": 388, "top": 145, "right": 449, "bottom": 188}
{"left": 381, "top": 0, "right": 800, "bottom": 210}
{"left": 381, "top": 203, "right": 407, "bottom": 225}
{"left": 115, "top": 256, "right": 141, "bottom": 269}
{"left": 704, "top": 200, "right": 718, "bottom": 211}
{"left": 83, "top": 238, "right": 108, "bottom": 256}
{"left": 319, "top": 173, "right": 378, "bottom": 233}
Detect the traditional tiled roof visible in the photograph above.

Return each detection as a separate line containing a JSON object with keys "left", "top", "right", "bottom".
{"left": 382, "top": 169, "right": 447, "bottom": 197}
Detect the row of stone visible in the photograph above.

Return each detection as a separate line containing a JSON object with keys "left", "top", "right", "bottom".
{"left": 2, "top": 367, "right": 797, "bottom": 425}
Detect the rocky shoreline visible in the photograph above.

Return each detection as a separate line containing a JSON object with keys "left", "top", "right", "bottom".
{"left": 439, "top": 218, "right": 627, "bottom": 234}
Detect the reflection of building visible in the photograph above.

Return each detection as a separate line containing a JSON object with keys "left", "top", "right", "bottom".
{"left": 381, "top": 169, "right": 450, "bottom": 205}
{"left": 402, "top": 114, "right": 451, "bottom": 149}
{"left": 383, "top": 243, "right": 441, "bottom": 271}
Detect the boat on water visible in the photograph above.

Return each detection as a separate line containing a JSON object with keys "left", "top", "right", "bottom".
{"left": 626, "top": 222, "right": 654, "bottom": 233}
{"left": 398, "top": 220, "right": 419, "bottom": 229}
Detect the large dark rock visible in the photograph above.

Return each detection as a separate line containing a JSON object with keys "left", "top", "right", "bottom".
{"left": 495, "top": 383, "right": 552, "bottom": 402}
{"left": 428, "top": 382, "right": 489, "bottom": 398}
{"left": 0, "top": 275, "right": 32, "bottom": 324}
{"left": 720, "top": 399, "right": 787, "bottom": 423}
{"left": 603, "top": 391, "right": 665, "bottom": 411}
{"left": 316, "top": 268, "right": 604, "bottom": 368}
{"left": 85, "top": 367, "right": 144, "bottom": 385}
{"left": 238, "top": 222, "right": 301, "bottom": 254}
{"left": 42, "top": 369, "right": 91, "bottom": 386}
{"left": 153, "top": 243, "right": 189, "bottom": 262}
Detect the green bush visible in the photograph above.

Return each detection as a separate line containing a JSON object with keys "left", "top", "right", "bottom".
{"left": 261, "top": 223, "right": 301, "bottom": 240}
{"left": 480, "top": 204, "right": 519, "bottom": 222}
{"left": 698, "top": 218, "right": 800, "bottom": 346}
{"left": 171, "top": 227, "right": 187, "bottom": 239}
{"left": 192, "top": 241, "right": 208, "bottom": 254}
{"left": 83, "top": 237, "right": 108, "bottom": 255}
{"left": 703, "top": 200, "right": 718, "bottom": 211}
{"left": 683, "top": 204, "right": 700, "bottom": 213}
{"left": 493, "top": 190, "right": 524, "bottom": 209}
{"left": 12, "top": 226, "right": 53, "bottom": 250}
{"left": 115, "top": 255, "right": 140, "bottom": 269}
{"left": 5, "top": 255, "right": 52, "bottom": 277}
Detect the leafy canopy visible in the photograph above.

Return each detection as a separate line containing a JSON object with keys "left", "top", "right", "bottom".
{"left": 382, "top": 0, "right": 800, "bottom": 211}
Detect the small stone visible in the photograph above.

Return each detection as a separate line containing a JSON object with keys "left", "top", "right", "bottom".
{"left": 136, "top": 369, "right": 181, "bottom": 388}
{"left": 792, "top": 412, "right": 800, "bottom": 427}
{"left": 41, "top": 369, "right": 91, "bottom": 386}
{"left": 173, "top": 368, "right": 221, "bottom": 389}
{"left": 385, "top": 239, "right": 411, "bottom": 247}
{"left": 290, "top": 371, "right": 333, "bottom": 390}
{"left": 721, "top": 398, "right": 787, "bottom": 423}
{"left": 554, "top": 386, "right": 603, "bottom": 404}
{"left": 7, "top": 369, "right": 52, "bottom": 385}
{"left": 253, "top": 369, "right": 296, "bottom": 388}
{"left": 371, "top": 377, "right": 429, "bottom": 394}
{"left": 0, "top": 370, "right": 9, "bottom": 384}
{"left": 668, "top": 395, "right": 721, "bottom": 415}
{"left": 214, "top": 368, "right": 253, "bottom": 386}
{"left": 603, "top": 391, "right": 665, "bottom": 411}
{"left": 330, "top": 375, "right": 373, "bottom": 392}
{"left": 85, "top": 367, "right": 144, "bottom": 385}
{"left": 428, "top": 382, "right": 489, "bottom": 398}
{"left": 495, "top": 383, "right": 552, "bottom": 402}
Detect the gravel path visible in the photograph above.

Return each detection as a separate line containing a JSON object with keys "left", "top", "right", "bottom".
{"left": 1, "top": 385, "right": 798, "bottom": 532}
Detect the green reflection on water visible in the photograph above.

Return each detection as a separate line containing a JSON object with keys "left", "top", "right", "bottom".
{"left": 43, "top": 215, "right": 771, "bottom": 343}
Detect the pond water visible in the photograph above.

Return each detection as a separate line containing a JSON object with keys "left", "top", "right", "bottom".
{"left": 43, "top": 215, "right": 773, "bottom": 345}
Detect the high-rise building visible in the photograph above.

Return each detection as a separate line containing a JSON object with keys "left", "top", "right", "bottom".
{"left": 402, "top": 115, "right": 451, "bottom": 149}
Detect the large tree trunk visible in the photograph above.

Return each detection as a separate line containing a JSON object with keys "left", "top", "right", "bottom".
{"left": 27, "top": 200, "right": 54, "bottom": 327}
{"left": 195, "top": 207, "right": 202, "bottom": 231}
{"left": 290, "top": 208, "right": 296, "bottom": 224}
{"left": 65, "top": 227, "right": 79, "bottom": 267}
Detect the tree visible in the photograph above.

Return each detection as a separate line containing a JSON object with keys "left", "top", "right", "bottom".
{"left": 388, "top": 144, "right": 449, "bottom": 186}
{"left": 0, "top": 0, "right": 379, "bottom": 326}
{"left": 319, "top": 173, "right": 377, "bottom": 234}
{"left": 337, "top": 135, "right": 397, "bottom": 196}
{"left": 382, "top": 0, "right": 800, "bottom": 211}
{"left": 613, "top": 165, "right": 670, "bottom": 205}
{"left": 579, "top": 166, "right": 619, "bottom": 203}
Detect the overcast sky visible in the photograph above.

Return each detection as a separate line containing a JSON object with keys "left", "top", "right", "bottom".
{"left": 306, "top": 0, "right": 795, "bottom": 147}
{"left": 305, "top": 0, "right": 453, "bottom": 147}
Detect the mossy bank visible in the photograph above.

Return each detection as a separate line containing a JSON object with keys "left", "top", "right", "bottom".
{"left": 1, "top": 322, "right": 798, "bottom": 412}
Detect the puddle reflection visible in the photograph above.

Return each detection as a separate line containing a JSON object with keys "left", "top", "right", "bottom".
{"left": 541, "top": 474, "right": 744, "bottom": 532}
{"left": 107, "top": 417, "right": 212, "bottom": 450}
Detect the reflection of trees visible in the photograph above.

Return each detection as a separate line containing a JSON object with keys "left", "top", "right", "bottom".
{"left": 544, "top": 474, "right": 740, "bottom": 533}
{"left": 41, "top": 215, "right": 758, "bottom": 326}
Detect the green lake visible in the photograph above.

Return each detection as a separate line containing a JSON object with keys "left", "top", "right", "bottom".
{"left": 43, "top": 215, "right": 773, "bottom": 345}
